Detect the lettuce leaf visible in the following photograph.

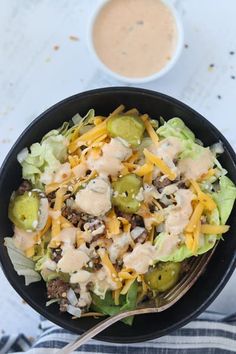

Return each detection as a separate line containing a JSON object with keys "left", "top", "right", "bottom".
{"left": 213, "top": 176, "right": 236, "bottom": 224}
{"left": 157, "top": 118, "right": 211, "bottom": 164}
{"left": 61, "top": 109, "right": 95, "bottom": 139}
{"left": 19, "top": 132, "right": 68, "bottom": 186}
{"left": 157, "top": 118, "right": 195, "bottom": 142}
{"left": 154, "top": 208, "right": 220, "bottom": 262}
{"left": 34, "top": 249, "right": 52, "bottom": 272}
{"left": 179, "top": 141, "right": 208, "bottom": 160}
{"left": 91, "top": 281, "right": 138, "bottom": 325}
{"left": 72, "top": 109, "right": 95, "bottom": 126}
{"left": 4, "top": 237, "right": 41, "bottom": 285}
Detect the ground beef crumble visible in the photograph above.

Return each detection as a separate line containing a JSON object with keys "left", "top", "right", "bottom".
{"left": 47, "top": 279, "right": 70, "bottom": 299}
{"left": 153, "top": 176, "right": 172, "bottom": 191}
{"left": 51, "top": 248, "right": 62, "bottom": 263}
{"left": 61, "top": 206, "right": 81, "bottom": 227}
{"left": 116, "top": 210, "right": 145, "bottom": 229}
{"left": 17, "top": 179, "right": 32, "bottom": 195}
{"left": 47, "top": 191, "right": 56, "bottom": 207}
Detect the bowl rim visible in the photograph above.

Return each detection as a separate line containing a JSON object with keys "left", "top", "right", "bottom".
{"left": 0, "top": 87, "right": 236, "bottom": 343}
{"left": 87, "top": 0, "right": 184, "bottom": 84}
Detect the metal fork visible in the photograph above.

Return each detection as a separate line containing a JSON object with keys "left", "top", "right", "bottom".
{"left": 57, "top": 247, "right": 215, "bottom": 354}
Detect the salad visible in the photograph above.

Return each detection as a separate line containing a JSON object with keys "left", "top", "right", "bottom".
{"left": 5, "top": 105, "right": 236, "bottom": 324}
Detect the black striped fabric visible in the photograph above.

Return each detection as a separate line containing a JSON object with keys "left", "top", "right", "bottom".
{"left": 1, "top": 311, "right": 236, "bottom": 353}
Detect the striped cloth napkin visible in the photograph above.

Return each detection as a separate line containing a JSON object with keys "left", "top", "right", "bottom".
{"left": 1, "top": 311, "right": 236, "bottom": 354}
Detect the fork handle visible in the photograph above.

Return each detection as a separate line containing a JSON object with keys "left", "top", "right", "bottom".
{"left": 56, "top": 307, "right": 158, "bottom": 354}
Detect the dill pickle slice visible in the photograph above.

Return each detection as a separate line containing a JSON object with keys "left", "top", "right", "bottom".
{"left": 112, "top": 174, "right": 142, "bottom": 213}
{"left": 144, "top": 262, "right": 181, "bottom": 292}
{"left": 8, "top": 191, "right": 40, "bottom": 231}
{"left": 107, "top": 115, "right": 145, "bottom": 147}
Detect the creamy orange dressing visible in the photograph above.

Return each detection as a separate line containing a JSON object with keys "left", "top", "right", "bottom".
{"left": 165, "top": 189, "right": 194, "bottom": 236}
{"left": 93, "top": 0, "right": 177, "bottom": 78}
{"left": 75, "top": 177, "right": 112, "bottom": 216}
{"left": 123, "top": 242, "right": 158, "bottom": 273}
{"left": 178, "top": 148, "right": 214, "bottom": 180}
{"left": 87, "top": 138, "right": 131, "bottom": 176}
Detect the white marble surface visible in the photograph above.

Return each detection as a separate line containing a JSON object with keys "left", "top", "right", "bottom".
{"left": 0, "top": 0, "right": 236, "bottom": 340}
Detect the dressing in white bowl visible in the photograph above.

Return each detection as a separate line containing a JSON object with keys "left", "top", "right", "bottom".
{"left": 88, "top": 0, "right": 184, "bottom": 83}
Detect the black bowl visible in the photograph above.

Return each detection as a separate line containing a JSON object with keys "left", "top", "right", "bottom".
{"left": 0, "top": 87, "right": 236, "bottom": 343}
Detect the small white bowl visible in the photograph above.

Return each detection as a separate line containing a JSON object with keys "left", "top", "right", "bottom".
{"left": 87, "top": 0, "right": 184, "bottom": 84}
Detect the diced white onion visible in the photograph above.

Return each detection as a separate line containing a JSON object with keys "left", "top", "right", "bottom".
{"left": 156, "top": 224, "right": 164, "bottom": 233}
{"left": 131, "top": 227, "right": 145, "bottom": 240}
{"left": 37, "top": 198, "right": 49, "bottom": 231}
{"left": 67, "top": 288, "right": 78, "bottom": 306}
{"left": 67, "top": 305, "right": 81, "bottom": 318}
{"left": 17, "top": 148, "right": 29, "bottom": 163}
{"left": 211, "top": 142, "right": 224, "bottom": 155}
{"left": 46, "top": 299, "right": 59, "bottom": 307}
{"left": 160, "top": 195, "right": 173, "bottom": 206}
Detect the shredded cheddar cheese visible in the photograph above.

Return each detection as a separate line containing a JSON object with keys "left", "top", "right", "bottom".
{"left": 94, "top": 117, "right": 104, "bottom": 126}
{"left": 69, "top": 120, "right": 107, "bottom": 153}
{"left": 120, "top": 277, "right": 137, "bottom": 295}
{"left": 143, "top": 171, "right": 153, "bottom": 184}
{"left": 72, "top": 170, "right": 97, "bottom": 194}
{"left": 127, "top": 151, "right": 139, "bottom": 164}
{"left": 123, "top": 162, "right": 138, "bottom": 172}
{"left": 36, "top": 217, "right": 52, "bottom": 241}
{"left": 76, "top": 230, "right": 85, "bottom": 247}
{"left": 190, "top": 179, "right": 216, "bottom": 211}
{"left": 68, "top": 155, "right": 80, "bottom": 168}
{"left": 124, "top": 108, "right": 139, "bottom": 116}
{"left": 134, "top": 163, "right": 154, "bottom": 177}
{"left": 109, "top": 104, "right": 125, "bottom": 117}
{"left": 148, "top": 226, "right": 155, "bottom": 243}
{"left": 192, "top": 220, "right": 201, "bottom": 253}
{"left": 143, "top": 148, "right": 176, "bottom": 181}
{"left": 120, "top": 165, "right": 130, "bottom": 176}
{"left": 142, "top": 115, "right": 159, "bottom": 145}
{"left": 114, "top": 288, "right": 121, "bottom": 305}
{"left": 185, "top": 232, "right": 194, "bottom": 250}
{"left": 105, "top": 209, "right": 120, "bottom": 236}
{"left": 89, "top": 133, "right": 107, "bottom": 146}
{"left": 201, "top": 224, "right": 229, "bottom": 234}
{"left": 98, "top": 250, "right": 122, "bottom": 288}
{"left": 199, "top": 168, "right": 216, "bottom": 181}
{"left": 45, "top": 176, "right": 73, "bottom": 195}
{"left": 60, "top": 216, "right": 73, "bottom": 229}
{"left": 185, "top": 202, "right": 204, "bottom": 233}
{"left": 118, "top": 271, "right": 135, "bottom": 280}
{"left": 141, "top": 114, "right": 159, "bottom": 146}
{"left": 123, "top": 222, "right": 131, "bottom": 234}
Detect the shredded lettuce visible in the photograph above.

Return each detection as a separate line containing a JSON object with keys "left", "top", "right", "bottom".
{"left": 19, "top": 132, "right": 68, "bottom": 186}
{"left": 213, "top": 176, "right": 236, "bottom": 224}
{"left": 34, "top": 249, "right": 52, "bottom": 272}
{"left": 18, "top": 109, "right": 96, "bottom": 187}
{"left": 91, "top": 281, "right": 138, "bottom": 325}
{"left": 61, "top": 109, "right": 95, "bottom": 139}
{"left": 157, "top": 118, "right": 195, "bottom": 142}
{"left": 72, "top": 109, "right": 95, "bottom": 126}
{"left": 4, "top": 237, "right": 41, "bottom": 285}
{"left": 137, "top": 137, "right": 152, "bottom": 154}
